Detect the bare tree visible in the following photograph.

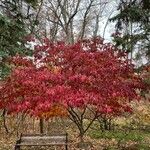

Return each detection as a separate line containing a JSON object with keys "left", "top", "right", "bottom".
{"left": 37, "top": 0, "right": 110, "bottom": 43}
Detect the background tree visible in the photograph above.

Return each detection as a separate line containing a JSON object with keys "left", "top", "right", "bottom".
{"left": 0, "top": 0, "right": 42, "bottom": 78}
{"left": 110, "top": 0, "right": 150, "bottom": 64}
{"left": 0, "top": 0, "right": 43, "bottom": 133}
{"left": 35, "top": 0, "right": 110, "bottom": 43}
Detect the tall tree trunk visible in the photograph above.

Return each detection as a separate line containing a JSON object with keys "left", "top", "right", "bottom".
{"left": 39, "top": 118, "right": 44, "bottom": 134}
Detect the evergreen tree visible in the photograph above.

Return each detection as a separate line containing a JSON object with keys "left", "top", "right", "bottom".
{"left": 0, "top": 0, "right": 38, "bottom": 78}
{"left": 110, "top": 0, "right": 150, "bottom": 63}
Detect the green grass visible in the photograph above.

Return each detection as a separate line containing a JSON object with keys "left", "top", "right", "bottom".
{"left": 88, "top": 129, "right": 149, "bottom": 142}
{"left": 88, "top": 128, "right": 150, "bottom": 149}
{"left": 137, "top": 144, "right": 150, "bottom": 150}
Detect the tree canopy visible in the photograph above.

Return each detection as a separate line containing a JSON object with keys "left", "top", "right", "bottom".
{"left": 0, "top": 38, "right": 145, "bottom": 117}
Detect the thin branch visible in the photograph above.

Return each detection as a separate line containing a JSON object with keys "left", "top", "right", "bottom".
{"left": 70, "top": 107, "right": 81, "bottom": 122}
{"left": 80, "top": 0, "right": 95, "bottom": 39}
{"left": 102, "top": 8, "right": 115, "bottom": 39}
{"left": 84, "top": 112, "right": 98, "bottom": 134}
{"left": 68, "top": 109, "right": 83, "bottom": 131}
{"left": 48, "top": 0, "right": 66, "bottom": 31}
{"left": 67, "top": 0, "right": 81, "bottom": 26}
{"left": 30, "top": 0, "right": 43, "bottom": 34}
{"left": 80, "top": 107, "right": 87, "bottom": 121}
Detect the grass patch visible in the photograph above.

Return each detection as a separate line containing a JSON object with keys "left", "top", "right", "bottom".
{"left": 88, "top": 128, "right": 150, "bottom": 149}
{"left": 88, "top": 129, "right": 149, "bottom": 142}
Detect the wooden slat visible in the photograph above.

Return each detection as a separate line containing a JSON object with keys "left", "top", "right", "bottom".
{"left": 21, "top": 136, "right": 66, "bottom": 140}
{"left": 22, "top": 133, "right": 66, "bottom": 136}
{"left": 21, "top": 141, "right": 66, "bottom": 144}
{"left": 21, "top": 136, "right": 66, "bottom": 143}
{"left": 22, "top": 135, "right": 66, "bottom": 138}
{"left": 20, "top": 141, "right": 66, "bottom": 144}
{"left": 16, "top": 143, "right": 67, "bottom": 146}
{"left": 15, "top": 133, "right": 68, "bottom": 148}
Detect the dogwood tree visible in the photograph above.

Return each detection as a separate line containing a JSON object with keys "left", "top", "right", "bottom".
{"left": 0, "top": 37, "right": 145, "bottom": 142}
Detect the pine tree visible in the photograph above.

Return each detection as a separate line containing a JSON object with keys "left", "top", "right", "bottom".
{"left": 110, "top": 0, "right": 150, "bottom": 63}
{"left": 0, "top": 0, "right": 38, "bottom": 78}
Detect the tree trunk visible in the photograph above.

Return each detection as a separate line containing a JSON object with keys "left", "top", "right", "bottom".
{"left": 78, "top": 129, "right": 92, "bottom": 149}
{"left": 103, "top": 117, "right": 108, "bottom": 130}
{"left": 2, "top": 109, "right": 9, "bottom": 134}
{"left": 79, "top": 129, "right": 84, "bottom": 143}
{"left": 39, "top": 118, "right": 44, "bottom": 134}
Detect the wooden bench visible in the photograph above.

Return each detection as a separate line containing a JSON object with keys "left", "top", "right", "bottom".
{"left": 14, "top": 133, "right": 68, "bottom": 150}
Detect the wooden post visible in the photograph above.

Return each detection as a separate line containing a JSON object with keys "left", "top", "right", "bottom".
{"left": 14, "top": 134, "right": 22, "bottom": 150}
{"left": 66, "top": 133, "right": 68, "bottom": 150}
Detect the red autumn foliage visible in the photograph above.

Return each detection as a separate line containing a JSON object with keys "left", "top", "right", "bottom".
{"left": 0, "top": 37, "right": 145, "bottom": 118}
